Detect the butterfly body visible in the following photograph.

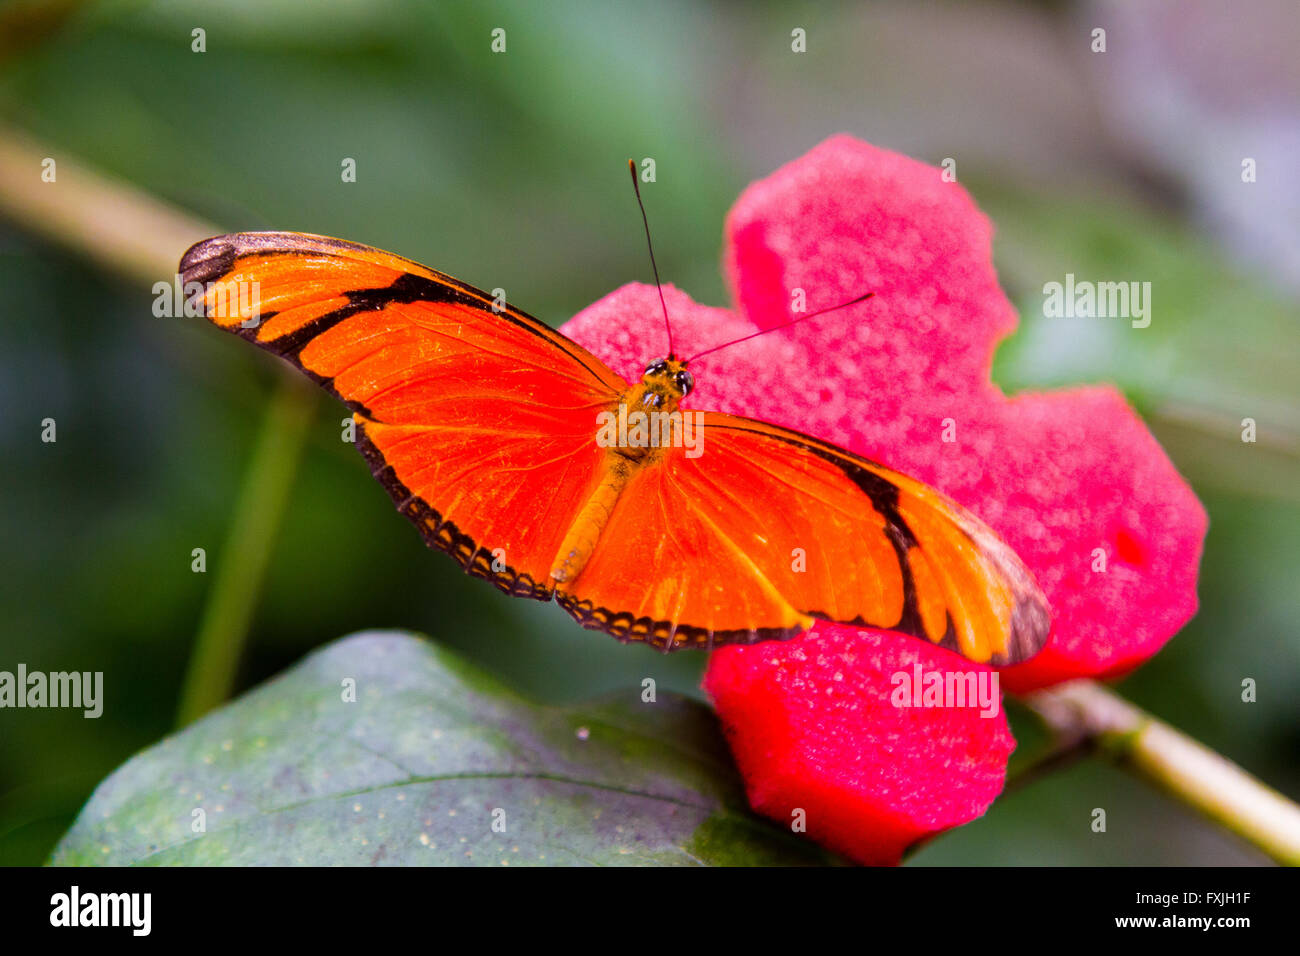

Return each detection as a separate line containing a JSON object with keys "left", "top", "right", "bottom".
{"left": 549, "top": 451, "right": 636, "bottom": 586}
{"left": 181, "top": 231, "right": 1051, "bottom": 665}
{"left": 550, "top": 357, "right": 691, "bottom": 584}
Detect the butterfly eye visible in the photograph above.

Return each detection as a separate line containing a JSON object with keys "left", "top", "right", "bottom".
{"left": 675, "top": 370, "right": 694, "bottom": 396}
{"left": 644, "top": 361, "right": 666, "bottom": 377}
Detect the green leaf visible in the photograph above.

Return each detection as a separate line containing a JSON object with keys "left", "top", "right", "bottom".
{"left": 51, "top": 631, "right": 833, "bottom": 866}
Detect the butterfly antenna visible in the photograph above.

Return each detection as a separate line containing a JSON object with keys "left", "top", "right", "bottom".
{"left": 628, "top": 159, "right": 675, "bottom": 358}
{"left": 685, "top": 291, "right": 875, "bottom": 364}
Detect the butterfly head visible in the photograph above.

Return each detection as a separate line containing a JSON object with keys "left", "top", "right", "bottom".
{"left": 641, "top": 357, "right": 693, "bottom": 408}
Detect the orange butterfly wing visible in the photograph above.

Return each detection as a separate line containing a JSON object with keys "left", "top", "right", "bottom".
{"left": 180, "top": 232, "right": 625, "bottom": 598}
{"left": 556, "top": 413, "right": 1050, "bottom": 665}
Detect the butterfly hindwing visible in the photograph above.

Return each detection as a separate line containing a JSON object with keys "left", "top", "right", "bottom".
{"left": 180, "top": 231, "right": 625, "bottom": 599}
{"left": 555, "top": 412, "right": 1050, "bottom": 664}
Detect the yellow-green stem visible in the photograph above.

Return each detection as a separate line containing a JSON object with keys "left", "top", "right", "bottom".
{"left": 1025, "top": 680, "right": 1300, "bottom": 866}
{"left": 175, "top": 377, "right": 317, "bottom": 725}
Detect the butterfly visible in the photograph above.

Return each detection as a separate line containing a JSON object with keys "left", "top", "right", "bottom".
{"left": 179, "top": 176, "right": 1050, "bottom": 665}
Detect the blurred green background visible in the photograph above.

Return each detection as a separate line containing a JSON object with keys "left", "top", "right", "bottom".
{"left": 1, "top": 0, "right": 1297, "bottom": 865}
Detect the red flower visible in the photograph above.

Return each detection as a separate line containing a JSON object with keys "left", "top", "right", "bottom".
{"left": 561, "top": 136, "right": 1207, "bottom": 864}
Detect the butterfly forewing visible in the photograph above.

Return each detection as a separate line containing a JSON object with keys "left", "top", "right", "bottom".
{"left": 181, "top": 232, "right": 625, "bottom": 598}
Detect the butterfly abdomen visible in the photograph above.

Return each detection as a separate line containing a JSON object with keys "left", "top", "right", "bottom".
{"left": 549, "top": 455, "right": 638, "bottom": 585}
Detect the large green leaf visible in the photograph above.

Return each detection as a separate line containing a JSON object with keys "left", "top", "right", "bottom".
{"left": 51, "top": 631, "right": 832, "bottom": 866}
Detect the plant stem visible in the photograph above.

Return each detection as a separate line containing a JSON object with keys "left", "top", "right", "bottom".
{"left": 1024, "top": 679, "right": 1300, "bottom": 865}
{"left": 175, "top": 377, "right": 317, "bottom": 725}
{"left": 1003, "top": 736, "right": 1093, "bottom": 795}
{"left": 0, "top": 127, "right": 216, "bottom": 285}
